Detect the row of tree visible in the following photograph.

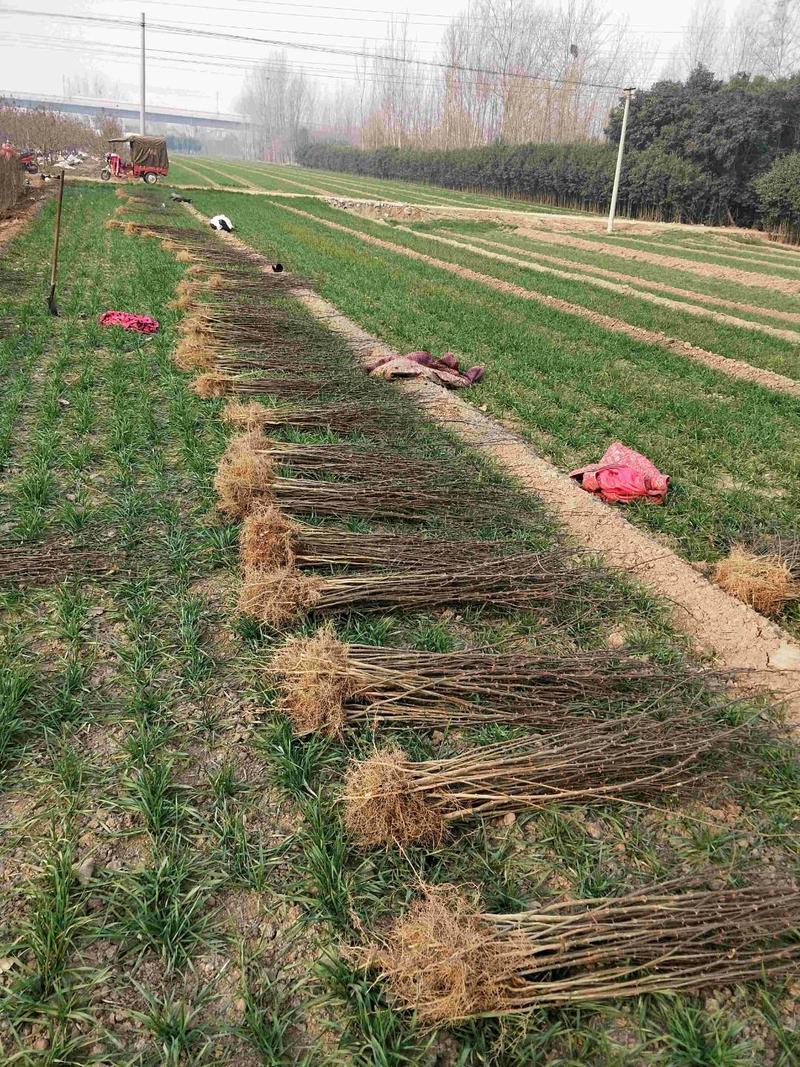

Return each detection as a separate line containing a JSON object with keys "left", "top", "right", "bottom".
{"left": 297, "top": 68, "right": 800, "bottom": 229}
{"left": 0, "top": 154, "right": 23, "bottom": 215}
{"left": 0, "top": 101, "right": 121, "bottom": 160}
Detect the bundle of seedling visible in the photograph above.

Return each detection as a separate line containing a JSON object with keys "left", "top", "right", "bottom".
{"left": 342, "top": 716, "right": 737, "bottom": 846}
{"left": 214, "top": 430, "right": 528, "bottom": 526}
{"left": 362, "top": 879, "right": 800, "bottom": 1021}
{"left": 269, "top": 626, "right": 717, "bottom": 736}
{"left": 175, "top": 305, "right": 318, "bottom": 366}
{"left": 0, "top": 543, "right": 121, "bottom": 586}
{"left": 240, "top": 545, "right": 582, "bottom": 626}
{"left": 172, "top": 272, "right": 292, "bottom": 305}
{"left": 194, "top": 372, "right": 325, "bottom": 401}
{"left": 221, "top": 400, "right": 404, "bottom": 436}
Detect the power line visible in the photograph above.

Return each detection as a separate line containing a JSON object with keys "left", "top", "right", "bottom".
{"left": 1, "top": 8, "right": 632, "bottom": 90}
{"left": 3, "top": 28, "right": 651, "bottom": 79}
{"left": 116, "top": 0, "right": 460, "bottom": 29}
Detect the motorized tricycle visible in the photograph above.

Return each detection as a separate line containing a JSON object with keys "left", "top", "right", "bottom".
{"left": 100, "top": 135, "right": 169, "bottom": 184}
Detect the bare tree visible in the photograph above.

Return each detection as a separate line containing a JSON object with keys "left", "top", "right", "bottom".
{"left": 238, "top": 52, "right": 314, "bottom": 161}
{"left": 684, "top": 0, "right": 726, "bottom": 74}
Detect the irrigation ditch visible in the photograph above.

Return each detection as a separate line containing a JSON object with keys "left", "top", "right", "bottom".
{"left": 108, "top": 186, "right": 800, "bottom": 1031}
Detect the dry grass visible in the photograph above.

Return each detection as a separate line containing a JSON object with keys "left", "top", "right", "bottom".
{"left": 174, "top": 338, "right": 214, "bottom": 372}
{"left": 237, "top": 564, "right": 322, "bottom": 626}
{"left": 360, "top": 885, "right": 527, "bottom": 1023}
{"left": 213, "top": 430, "right": 274, "bottom": 518}
{"left": 239, "top": 503, "right": 296, "bottom": 571}
{"left": 714, "top": 546, "right": 799, "bottom": 615}
{"left": 193, "top": 372, "right": 234, "bottom": 398}
{"left": 270, "top": 624, "right": 355, "bottom": 735}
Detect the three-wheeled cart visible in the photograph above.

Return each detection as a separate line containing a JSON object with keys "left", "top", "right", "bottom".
{"left": 100, "top": 135, "right": 169, "bottom": 184}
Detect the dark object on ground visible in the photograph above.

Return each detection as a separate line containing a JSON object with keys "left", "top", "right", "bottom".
{"left": 171, "top": 192, "right": 192, "bottom": 203}
{"left": 272, "top": 262, "right": 284, "bottom": 272}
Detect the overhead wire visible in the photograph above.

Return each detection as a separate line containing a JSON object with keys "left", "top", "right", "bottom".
{"left": 0, "top": 8, "right": 634, "bottom": 89}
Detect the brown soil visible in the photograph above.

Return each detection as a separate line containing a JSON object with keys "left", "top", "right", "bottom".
{"left": 632, "top": 234, "right": 800, "bottom": 273}
{"left": 337, "top": 200, "right": 800, "bottom": 289}
{"left": 0, "top": 185, "right": 50, "bottom": 251}
{"left": 389, "top": 222, "right": 800, "bottom": 345}
{"left": 513, "top": 226, "right": 800, "bottom": 296}
{"left": 278, "top": 204, "right": 800, "bottom": 402}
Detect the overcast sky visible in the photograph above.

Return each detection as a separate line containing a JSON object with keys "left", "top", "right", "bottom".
{"left": 0, "top": 0, "right": 731, "bottom": 114}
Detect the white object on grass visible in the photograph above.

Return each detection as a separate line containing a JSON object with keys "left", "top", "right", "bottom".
{"left": 209, "top": 214, "right": 234, "bottom": 232}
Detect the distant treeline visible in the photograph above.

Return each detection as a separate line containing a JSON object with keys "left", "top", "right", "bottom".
{"left": 297, "top": 68, "right": 800, "bottom": 230}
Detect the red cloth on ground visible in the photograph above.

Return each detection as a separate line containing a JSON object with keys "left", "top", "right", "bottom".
{"left": 366, "top": 350, "right": 484, "bottom": 388}
{"left": 569, "top": 442, "right": 669, "bottom": 504}
{"left": 98, "top": 311, "right": 160, "bottom": 334}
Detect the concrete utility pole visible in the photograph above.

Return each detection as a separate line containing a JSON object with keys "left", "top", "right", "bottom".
{"left": 607, "top": 86, "right": 633, "bottom": 235}
{"left": 140, "top": 12, "right": 146, "bottom": 134}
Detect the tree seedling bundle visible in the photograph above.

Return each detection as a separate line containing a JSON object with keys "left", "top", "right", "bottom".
{"left": 361, "top": 879, "right": 800, "bottom": 1022}
{"left": 214, "top": 430, "right": 530, "bottom": 525}
{"left": 268, "top": 625, "right": 719, "bottom": 736}
{"left": 341, "top": 716, "right": 740, "bottom": 846}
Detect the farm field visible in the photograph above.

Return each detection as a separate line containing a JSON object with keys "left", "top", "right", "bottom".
{"left": 183, "top": 187, "right": 800, "bottom": 625}
{"left": 169, "top": 154, "right": 583, "bottom": 214}
{"left": 1, "top": 180, "right": 799, "bottom": 1065}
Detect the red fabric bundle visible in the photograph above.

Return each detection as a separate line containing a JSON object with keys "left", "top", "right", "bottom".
{"left": 569, "top": 442, "right": 669, "bottom": 505}
{"left": 366, "top": 350, "right": 484, "bottom": 389}
{"left": 98, "top": 311, "right": 160, "bottom": 334}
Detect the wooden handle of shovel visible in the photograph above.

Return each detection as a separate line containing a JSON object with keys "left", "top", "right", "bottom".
{"left": 47, "top": 172, "right": 65, "bottom": 312}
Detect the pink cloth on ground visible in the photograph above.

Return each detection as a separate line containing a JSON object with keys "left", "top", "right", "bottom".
{"left": 366, "top": 350, "right": 484, "bottom": 388}
{"left": 99, "top": 311, "right": 160, "bottom": 334}
{"left": 569, "top": 442, "right": 669, "bottom": 504}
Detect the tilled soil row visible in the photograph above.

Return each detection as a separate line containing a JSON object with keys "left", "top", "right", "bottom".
{"left": 444, "top": 229, "right": 800, "bottom": 328}
{"left": 514, "top": 225, "right": 800, "bottom": 295}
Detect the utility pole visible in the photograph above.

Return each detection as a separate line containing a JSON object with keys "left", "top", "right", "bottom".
{"left": 607, "top": 86, "right": 633, "bottom": 235}
{"left": 140, "top": 12, "right": 146, "bottom": 134}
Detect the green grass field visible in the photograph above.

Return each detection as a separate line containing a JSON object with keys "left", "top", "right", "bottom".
{"left": 0, "top": 178, "right": 798, "bottom": 1064}
{"left": 169, "top": 154, "right": 583, "bottom": 213}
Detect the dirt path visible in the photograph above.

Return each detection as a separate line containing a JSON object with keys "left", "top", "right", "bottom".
{"left": 513, "top": 226, "right": 800, "bottom": 296}
{"left": 191, "top": 161, "right": 260, "bottom": 190}
{"left": 387, "top": 222, "right": 800, "bottom": 345}
{"left": 276, "top": 203, "right": 800, "bottom": 402}
{"left": 186, "top": 205, "right": 800, "bottom": 722}
{"left": 613, "top": 234, "right": 800, "bottom": 273}
{"left": 457, "top": 231, "right": 800, "bottom": 327}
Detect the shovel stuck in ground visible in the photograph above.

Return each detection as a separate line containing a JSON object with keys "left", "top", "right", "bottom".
{"left": 46, "top": 172, "right": 65, "bottom": 316}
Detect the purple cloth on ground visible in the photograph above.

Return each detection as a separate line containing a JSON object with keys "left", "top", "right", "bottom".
{"left": 366, "top": 350, "right": 484, "bottom": 388}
